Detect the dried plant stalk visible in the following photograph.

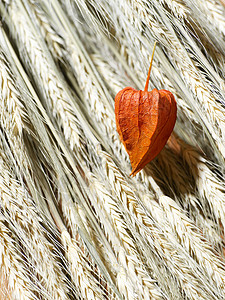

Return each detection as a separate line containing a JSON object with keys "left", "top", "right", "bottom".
{"left": 0, "top": 0, "right": 225, "bottom": 299}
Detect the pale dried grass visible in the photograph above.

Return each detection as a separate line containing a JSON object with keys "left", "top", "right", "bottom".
{"left": 0, "top": 0, "right": 225, "bottom": 299}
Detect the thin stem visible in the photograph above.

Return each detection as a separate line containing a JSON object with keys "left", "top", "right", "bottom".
{"left": 144, "top": 41, "right": 157, "bottom": 92}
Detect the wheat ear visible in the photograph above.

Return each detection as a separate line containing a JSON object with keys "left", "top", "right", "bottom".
{"left": 159, "top": 196, "right": 225, "bottom": 292}
{"left": 172, "top": 138, "right": 225, "bottom": 231}
{"left": 88, "top": 172, "right": 165, "bottom": 299}
{"left": 4, "top": 1, "right": 86, "bottom": 152}
{"left": 0, "top": 50, "right": 27, "bottom": 137}
{"left": 184, "top": 0, "right": 225, "bottom": 38}
{"left": 62, "top": 230, "right": 119, "bottom": 300}
{"left": 59, "top": 189, "right": 119, "bottom": 299}
{"left": 100, "top": 150, "right": 222, "bottom": 300}
{"left": 0, "top": 215, "right": 39, "bottom": 300}
{"left": 0, "top": 153, "right": 70, "bottom": 299}
{"left": 1, "top": 9, "right": 121, "bottom": 296}
{"left": 159, "top": 0, "right": 189, "bottom": 18}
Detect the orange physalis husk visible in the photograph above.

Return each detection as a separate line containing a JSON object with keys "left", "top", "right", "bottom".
{"left": 115, "top": 42, "right": 177, "bottom": 176}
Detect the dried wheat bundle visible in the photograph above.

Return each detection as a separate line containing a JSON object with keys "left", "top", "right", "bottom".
{"left": 0, "top": 0, "right": 225, "bottom": 299}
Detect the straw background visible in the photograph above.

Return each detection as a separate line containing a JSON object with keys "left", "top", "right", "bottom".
{"left": 0, "top": 0, "right": 225, "bottom": 299}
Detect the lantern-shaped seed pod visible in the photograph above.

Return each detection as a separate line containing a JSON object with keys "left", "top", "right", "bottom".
{"left": 115, "top": 42, "right": 177, "bottom": 176}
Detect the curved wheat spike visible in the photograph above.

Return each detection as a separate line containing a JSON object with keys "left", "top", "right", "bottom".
{"left": 61, "top": 231, "right": 116, "bottom": 300}
{"left": 91, "top": 54, "right": 130, "bottom": 95}
{"left": 60, "top": 192, "right": 120, "bottom": 299}
{"left": 28, "top": 0, "right": 65, "bottom": 59}
{"left": 0, "top": 50, "right": 28, "bottom": 137}
{"left": 0, "top": 46, "right": 33, "bottom": 180}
